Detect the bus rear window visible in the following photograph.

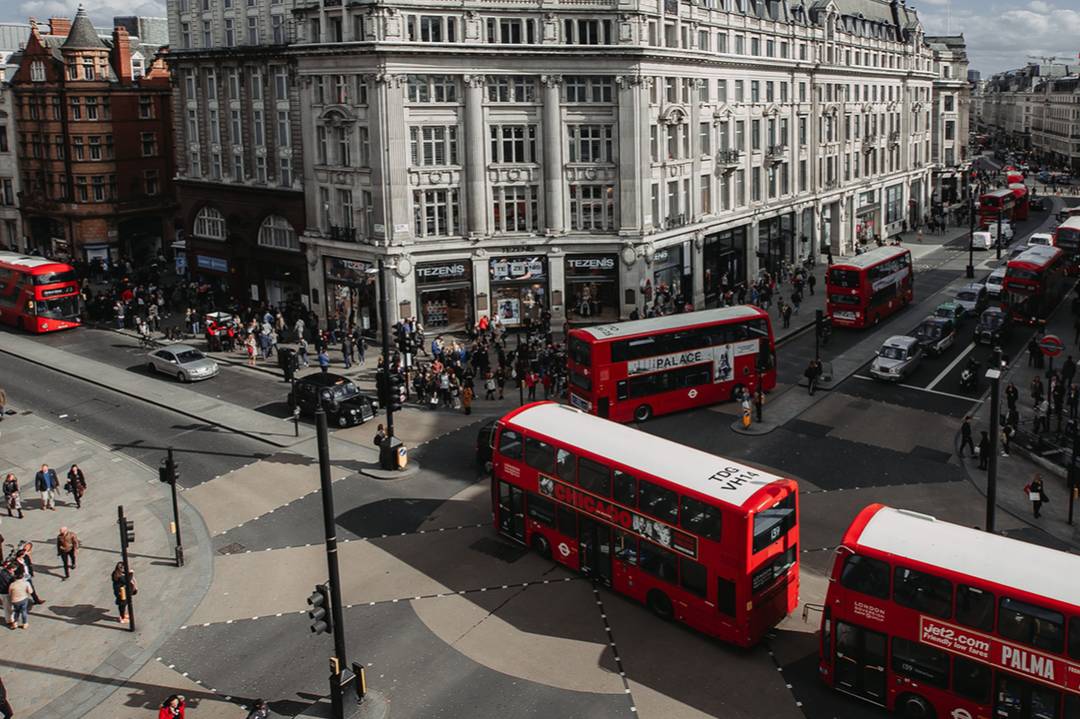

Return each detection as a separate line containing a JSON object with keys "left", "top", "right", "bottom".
{"left": 568, "top": 337, "right": 591, "bottom": 367}
{"left": 752, "top": 494, "right": 795, "bottom": 553}
{"left": 828, "top": 269, "right": 859, "bottom": 288}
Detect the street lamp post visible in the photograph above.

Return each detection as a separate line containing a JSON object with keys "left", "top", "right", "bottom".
{"left": 966, "top": 195, "right": 976, "bottom": 279}
{"left": 985, "top": 349, "right": 1003, "bottom": 533}
{"left": 996, "top": 207, "right": 1003, "bottom": 263}
{"left": 377, "top": 259, "right": 394, "bottom": 441}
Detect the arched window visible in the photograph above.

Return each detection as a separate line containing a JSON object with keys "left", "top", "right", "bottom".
{"left": 194, "top": 206, "right": 226, "bottom": 240}
{"left": 257, "top": 214, "right": 299, "bottom": 251}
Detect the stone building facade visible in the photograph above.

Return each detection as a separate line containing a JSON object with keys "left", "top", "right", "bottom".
{"left": 8, "top": 11, "right": 175, "bottom": 264}
{"left": 1031, "top": 76, "right": 1080, "bottom": 173}
{"left": 926, "top": 35, "right": 969, "bottom": 211}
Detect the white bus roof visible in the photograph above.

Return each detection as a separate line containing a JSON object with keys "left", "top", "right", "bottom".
{"left": 504, "top": 402, "right": 788, "bottom": 509}
{"left": 1009, "top": 244, "right": 1061, "bottom": 268}
{"left": 575, "top": 305, "right": 764, "bottom": 341}
{"left": 1057, "top": 216, "right": 1080, "bottom": 231}
{"left": 831, "top": 246, "right": 909, "bottom": 270}
{"left": 0, "top": 251, "right": 59, "bottom": 269}
{"left": 854, "top": 506, "right": 1080, "bottom": 608}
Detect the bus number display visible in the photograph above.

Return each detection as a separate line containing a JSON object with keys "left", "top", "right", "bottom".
{"left": 538, "top": 475, "right": 698, "bottom": 559}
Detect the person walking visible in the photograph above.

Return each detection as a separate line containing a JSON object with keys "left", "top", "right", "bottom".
{"left": 0, "top": 386, "right": 6, "bottom": 421}
{"left": 13, "top": 544, "right": 41, "bottom": 606}
{"left": 341, "top": 334, "right": 354, "bottom": 370}
{"left": 65, "top": 464, "right": 86, "bottom": 509}
{"left": 1028, "top": 337, "right": 1040, "bottom": 368}
{"left": 526, "top": 371, "right": 538, "bottom": 401}
{"left": 246, "top": 699, "right": 270, "bottom": 719}
{"left": 804, "top": 359, "right": 821, "bottom": 396}
{"left": 297, "top": 337, "right": 310, "bottom": 367}
{"left": 1001, "top": 424, "right": 1013, "bottom": 457}
{"left": 8, "top": 569, "right": 31, "bottom": 629}
{"left": 484, "top": 371, "right": 496, "bottom": 401}
{"left": 977, "top": 431, "right": 991, "bottom": 470}
{"left": 807, "top": 273, "right": 816, "bottom": 296}
{"left": 1030, "top": 375, "right": 1044, "bottom": 406}
{"left": 0, "top": 562, "right": 14, "bottom": 629}
{"left": 781, "top": 302, "right": 792, "bottom": 329}
{"left": 1005, "top": 381, "right": 1019, "bottom": 412}
{"left": 356, "top": 333, "right": 366, "bottom": 366}
{"left": 959, "top": 416, "right": 975, "bottom": 457}
{"left": 158, "top": 694, "right": 186, "bottom": 718}
{"left": 373, "top": 424, "right": 387, "bottom": 449}
{"left": 111, "top": 562, "right": 134, "bottom": 624}
{"left": 462, "top": 384, "right": 473, "bottom": 415}
{"left": 2, "top": 474, "right": 22, "bottom": 519}
{"left": 34, "top": 464, "right": 59, "bottom": 511}
{"left": 1023, "top": 474, "right": 1048, "bottom": 518}
{"left": 317, "top": 349, "right": 330, "bottom": 373}
{"left": 0, "top": 673, "right": 13, "bottom": 719}
{"left": 56, "top": 526, "right": 79, "bottom": 579}
{"left": 245, "top": 334, "right": 257, "bottom": 367}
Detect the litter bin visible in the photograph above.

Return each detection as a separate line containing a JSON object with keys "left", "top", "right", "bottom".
{"left": 380, "top": 436, "right": 407, "bottom": 470}
{"left": 278, "top": 347, "right": 297, "bottom": 382}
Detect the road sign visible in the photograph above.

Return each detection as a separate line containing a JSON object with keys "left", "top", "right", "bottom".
{"left": 1039, "top": 334, "right": 1064, "bottom": 358}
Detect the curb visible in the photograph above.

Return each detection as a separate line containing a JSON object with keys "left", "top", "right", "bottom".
{"left": 358, "top": 461, "right": 423, "bottom": 480}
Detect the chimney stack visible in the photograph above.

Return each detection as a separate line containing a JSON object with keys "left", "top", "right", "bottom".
{"left": 112, "top": 26, "right": 132, "bottom": 82}
{"left": 49, "top": 17, "right": 72, "bottom": 36}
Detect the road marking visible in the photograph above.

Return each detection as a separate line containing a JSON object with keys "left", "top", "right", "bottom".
{"left": 926, "top": 341, "right": 976, "bottom": 390}
{"left": 851, "top": 374, "right": 985, "bottom": 403}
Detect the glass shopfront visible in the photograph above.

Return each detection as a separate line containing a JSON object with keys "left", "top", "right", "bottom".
{"left": 647, "top": 242, "right": 693, "bottom": 312}
{"left": 703, "top": 227, "right": 748, "bottom": 306}
{"left": 324, "top": 256, "right": 378, "bottom": 336}
{"left": 758, "top": 213, "right": 795, "bottom": 275}
{"left": 565, "top": 254, "right": 620, "bottom": 324}
{"left": 490, "top": 256, "right": 547, "bottom": 328}
{"left": 856, "top": 190, "right": 880, "bottom": 244}
{"left": 416, "top": 260, "right": 473, "bottom": 332}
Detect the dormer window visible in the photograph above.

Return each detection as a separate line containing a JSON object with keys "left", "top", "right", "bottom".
{"left": 82, "top": 58, "right": 95, "bottom": 80}
{"left": 30, "top": 60, "right": 45, "bottom": 82}
{"left": 131, "top": 52, "right": 144, "bottom": 78}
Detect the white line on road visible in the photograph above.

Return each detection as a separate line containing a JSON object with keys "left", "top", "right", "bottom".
{"left": 926, "top": 341, "right": 976, "bottom": 390}
{"left": 852, "top": 374, "right": 985, "bottom": 403}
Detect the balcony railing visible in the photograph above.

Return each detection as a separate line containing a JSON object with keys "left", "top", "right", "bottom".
{"left": 765, "top": 144, "right": 787, "bottom": 161}
{"left": 328, "top": 225, "right": 357, "bottom": 242}
{"left": 664, "top": 213, "right": 689, "bottom": 229}
{"left": 889, "top": 131, "right": 901, "bottom": 144}
{"left": 716, "top": 148, "right": 741, "bottom": 165}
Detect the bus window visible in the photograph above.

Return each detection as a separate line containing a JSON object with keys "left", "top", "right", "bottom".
{"left": 752, "top": 494, "right": 795, "bottom": 552}
{"left": 680, "top": 558, "right": 708, "bottom": 598}
{"left": 557, "top": 505, "right": 577, "bottom": 538}
{"left": 568, "top": 336, "right": 591, "bottom": 367}
{"left": 952, "top": 656, "right": 992, "bottom": 703}
{"left": 614, "top": 530, "right": 638, "bottom": 565}
{"left": 891, "top": 636, "right": 950, "bottom": 688}
{"left": 893, "top": 566, "right": 952, "bottom": 619}
{"left": 526, "top": 493, "right": 556, "bottom": 527}
{"left": 1071, "top": 617, "right": 1080, "bottom": 660}
{"left": 639, "top": 479, "right": 678, "bottom": 523}
{"left": 1066, "top": 693, "right": 1080, "bottom": 719}
{"left": 577, "top": 457, "right": 611, "bottom": 497}
{"left": 717, "top": 577, "right": 736, "bottom": 616}
{"left": 680, "top": 495, "right": 722, "bottom": 541}
{"left": 555, "top": 448, "right": 576, "bottom": 481}
{"left": 639, "top": 542, "right": 678, "bottom": 584}
{"left": 839, "top": 554, "right": 890, "bottom": 599}
{"left": 524, "top": 437, "right": 556, "bottom": 475}
{"left": 498, "top": 429, "right": 523, "bottom": 460}
{"left": 955, "top": 584, "right": 995, "bottom": 632}
{"left": 613, "top": 470, "right": 637, "bottom": 507}
{"left": 998, "top": 597, "right": 1065, "bottom": 653}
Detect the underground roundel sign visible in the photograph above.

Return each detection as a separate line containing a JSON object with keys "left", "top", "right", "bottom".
{"left": 688, "top": 389, "right": 699, "bottom": 399}
{"left": 1039, "top": 334, "right": 1064, "bottom": 358}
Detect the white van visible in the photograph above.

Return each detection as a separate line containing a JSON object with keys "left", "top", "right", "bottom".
{"left": 985, "top": 266, "right": 1006, "bottom": 298}
{"left": 1027, "top": 232, "right": 1053, "bottom": 247}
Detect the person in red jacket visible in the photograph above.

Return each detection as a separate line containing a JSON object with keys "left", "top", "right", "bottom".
{"left": 158, "top": 694, "right": 186, "bottom": 718}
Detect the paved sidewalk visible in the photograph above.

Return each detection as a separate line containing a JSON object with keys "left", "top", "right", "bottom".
{"left": 0, "top": 404, "right": 216, "bottom": 718}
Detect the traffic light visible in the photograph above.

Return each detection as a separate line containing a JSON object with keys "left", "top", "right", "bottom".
{"left": 307, "top": 583, "right": 332, "bottom": 635}
{"left": 158, "top": 458, "right": 181, "bottom": 485}
{"left": 172, "top": 461, "right": 181, "bottom": 485}
{"left": 388, "top": 372, "right": 405, "bottom": 412}
{"left": 121, "top": 518, "right": 135, "bottom": 546}
{"left": 375, "top": 368, "right": 389, "bottom": 407}
{"left": 815, "top": 309, "right": 825, "bottom": 337}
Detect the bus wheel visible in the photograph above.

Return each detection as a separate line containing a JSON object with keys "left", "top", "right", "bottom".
{"left": 633, "top": 404, "right": 653, "bottom": 422}
{"left": 647, "top": 590, "right": 674, "bottom": 621}
{"left": 531, "top": 534, "right": 552, "bottom": 560}
{"left": 898, "top": 694, "right": 935, "bottom": 719}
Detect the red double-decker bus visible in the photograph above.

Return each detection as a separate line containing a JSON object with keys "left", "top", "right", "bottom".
{"left": 819, "top": 504, "right": 1080, "bottom": 719}
{"left": 826, "top": 246, "right": 914, "bottom": 329}
{"left": 566, "top": 306, "right": 776, "bottom": 423}
{"left": 0, "top": 251, "right": 82, "bottom": 333}
{"left": 979, "top": 189, "right": 1017, "bottom": 228}
{"left": 492, "top": 401, "right": 799, "bottom": 646}
{"left": 1009, "top": 183, "right": 1030, "bottom": 221}
{"left": 1054, "top": 217, "right": 1080, "bottom": 274}
{"left": 1003, "top": 245, "right": 1067, "bottom": 324}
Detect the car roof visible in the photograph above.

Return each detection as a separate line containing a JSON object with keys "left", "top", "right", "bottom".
{"left": 989, "top": 266, "right": 1007, "bottom": 277}
{"left": 957, "top": 284, "right": 983, "bottom": 293}
{"left": 937, "top": 300, "right": 960, "bottom": 308}
{"left": 162, "top": 344, "right": 198, "bottom": 353}
{"left": 982, "top": 306, "right": 1005, "bottom": 315}
{"left": 919, "top": 316, "right": 951, "bottom": 326}
{"left": 296, "top": 372, "right": 351, "bottom": 387}
{"left": 883, "top": 335, "right": 918, "bottom": 349}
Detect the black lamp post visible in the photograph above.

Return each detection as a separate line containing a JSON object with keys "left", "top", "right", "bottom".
{"left": 996, "top": 207, "right": 1003, "bottom": 262}
{"left": 966, "top": 194, "right": 976, "bottom": 279}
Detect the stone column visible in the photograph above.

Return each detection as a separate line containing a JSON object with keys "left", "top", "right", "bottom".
{"left": 615, "top": 75, "right": 648, "bottom": 234}
{"left": 372, "top": 73, "right": 410, "bottom": 244}
{"left": 747, "top": 219, "right": 760, "bottom": 279}
{"left": 548, "top": 252, "right": 566, "bottom": 326}
{"left": 541, "top": 75, "right": 565, "bottom": 235}
{"left": 691, "top": 234, "right": 705, "bottom": 309}
{"left": 472, "top": 253, "right": 490, "bottom": 323}
{"left": 463, "top": 74, "right": 488, "bottom": 238}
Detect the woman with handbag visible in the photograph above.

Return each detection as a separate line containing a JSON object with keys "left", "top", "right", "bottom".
{"left": 1023, "top": 474, "right": 1048, "bottom": 519}
{"left": 66, "top": 464, "right": 87, "bottom": 509}
{"left": 110, "top": 562, "right": 136, "bottom": 623}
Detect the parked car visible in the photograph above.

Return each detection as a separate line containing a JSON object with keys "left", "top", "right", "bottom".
{"left": 476, "top": 419, "right": 497, "bottom": 470}
{"left": 1027, "top": 232, "right": 1053, "bottom": 247}
{"left": 975, "top": 306, "right": 1011, "bottom": 346}
{"left": 146, "top": 344, "right": 219, "bottom": 382}
{"left": 954, "top": 283, "right": 988, "bottom": 316}
{"left": 934, "top": 301, "right": 966, "bottom": 324}
{"left": 985, "top": 267, "right": 1006, "bottom": 298}
{"left": 913, "top": 317, "right": 956, "bottom": 356}
{"left": 1031, "top": 197, "right": 1051, "bottom": 212}
{"left": 870, "top": 336, "right": 923, "bottom": 382}
{"left": 288, "top": 372, "right": 378, "bottom": 427}
{"left": 972, "top": 231, "right": 995, "bottom": 250}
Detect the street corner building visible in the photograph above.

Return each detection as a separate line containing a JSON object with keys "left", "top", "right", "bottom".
{"left": 8, "top": 11, "right": 176, "bottom": 266}
{"left": 166, "top": 0, "right": 960, "bottom": 331}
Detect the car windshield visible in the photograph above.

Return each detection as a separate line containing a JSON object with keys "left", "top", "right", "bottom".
{"left": 324, "top": 382, "right": 359, "bottom": 400}
{"left": 987, "top": 276, "right": 1003, "bottom": 286}
{"left": 956, "top": 291, "right": 977, "bottom": 302}
{"left": 880, "top": 346, "right": 906, "bottom": 360}
{"left": 175, "top": 350, "right": 205, "bottom": 363}
{"left": 917, "top": 324, "right": 943, "bottom": 340}
{"left": 980, "top": 313, "right": 1004, "bottom": 329}
{"left": 935, "top": 307, "right": 956, "bottom": 319}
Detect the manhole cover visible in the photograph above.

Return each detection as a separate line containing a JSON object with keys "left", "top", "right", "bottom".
{"left": 469, "top": 537, "right": 528, "bottom": 563}
{"left": 217, "top": 542, "right": 246, "bottom": 555}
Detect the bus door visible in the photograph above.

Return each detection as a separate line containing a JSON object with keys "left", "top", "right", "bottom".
{"left": 497, "top": 481, "right": 526, "bottom": 544}
{"left": 994, "top": 674, "right": 1062, "bottom": 719}
{"left": 833, "top": 621, "right": 887, "bottom": 705}
{"left": 578, "top": 517, "right": 613, "bottom": 587}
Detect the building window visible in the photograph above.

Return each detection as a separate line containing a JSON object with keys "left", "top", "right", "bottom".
{"left": 273, "top": 66, "right": 289, "bottom": 100}
{"left": 407, "top": 75, "right": 458, "bottom": 103}
{"left": 72, "top": 137, "right": 85, "bottom": 160}
{"left": 75, "top": 176, "right": 88, "bottom": 202}
{"left": 258, "top": 215, "right": 300, "bottom": 250}
{"left": 487, "top": 75, "right": 535, "bottom": 103}
{"left": 563, "top": 18, "right": 612, "bottom": 45}
{"left": 569, "top": 184, "right": 616, "bottom": 231}
{"left": 0, "top": 178, "right": 14, "bottom": 205}
{"left": 358, "top": 126, "right": 370, "bottom": 166}
{"left": 92, "top": 176, "right": 106, "bottom": 202}
{"left": 492, "top": 185, "right": 540, "bottom": 232}
{"left": 144, "top": 170, "right": 159, "bottom": 196}
{"left": 489, "top": 125, "right": 537, "bottom": 163}
{"left": 141, "top": 132, "right": 157, "bottom": 157}
{"left": 225, "top": 18, "right": 235, "bottom": 45}
{"left": 567, "top": 125, "right": 614, "bottom": 163}
{"left": 139, "top": 95, "right": 154, "bottom": 119}
{"left": 409, "top": 126, "right": 459, "bottom": 166}
{"left": 407, "top": 14, "right": 458, "bottom": 42}
{"left": 485, "top": 17, "right": 534, "bottom": 44}
{"left": 563, "top": 76, "right": 613, "bottom": 103}
{"left": 82, "top": 59, "right": 95, "bottom": 81}
{"left": 252, "top": 109, "right": 264, "bottom": 146}
{"left": 70, "top": 97, "right": 81, "bottom": 120}
{"left": 194, "top": 206, "right": 227, "bottom": 240}
{"left": 88, "top": 136, "right": 101, "bottom": 160}
{"left": 279, "top": 157, "right": 292, "bottom": 187}
{"left": 247, "top": 16, "right": 258, "bottom": 44}
{"left": 271, "top": 15, "right": 286, "bottom": 43}
{"left": 413, "top": 188, "right": 462, "bottom": 238}
{"left": 203, "top": 20, "right": 212, "bottom": 47}
{"left": 255, "top": 155, "right": 267, "bottom": 183}
{"left": 334, "top": 126, "right": 350, "bottom": 166}
{"left": 277, "top": 111, "right": 290, "bottom": 146}
{"left": 30, "top": 61, "right": 45, "bottom": 82}
{"left": 181, "top": 23, "right": 191, "bottom": 48}
{"left": 316, "top": 126, "right": 328, "bottom": 164}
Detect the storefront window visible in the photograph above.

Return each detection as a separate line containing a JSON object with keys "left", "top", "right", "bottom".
{"left": 565, "top": 254, "right": 619, "bottom": 323}
{"left": 415, "top": 260, "right": 473, "bottom": 332}
{"left": 758, "top": 214, "right": 794, "bottom": 276}
{"left": 323, "top": 256, "right": 378, "bottom": 336}
{"left": 490, "top": 256, "right": 547, "bottom": 328}
{"left": 646, "top": 243, "right": 692, "bottom": 313}
{"left": 703, "top": 228, "right": 747, "bottom": 305}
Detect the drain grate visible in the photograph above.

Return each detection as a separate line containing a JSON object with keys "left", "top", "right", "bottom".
{"left": 469, "top": 537, "right": 528, "bottom": 563}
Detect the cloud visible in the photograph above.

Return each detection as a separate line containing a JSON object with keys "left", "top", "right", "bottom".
{"left": 3, "top": 0, "right": 165, "bottom": 25}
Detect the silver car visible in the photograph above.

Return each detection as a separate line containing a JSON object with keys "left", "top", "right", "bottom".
{"left": 870, "top": 336, "right": 923, "bottom": 382}
{"left": 147, "top": 344, "right": 220, "bottom": 382}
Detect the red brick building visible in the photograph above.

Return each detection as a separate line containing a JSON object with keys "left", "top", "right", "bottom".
{"left": 10, "top": 10, "right": 175, "bottom": 266}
